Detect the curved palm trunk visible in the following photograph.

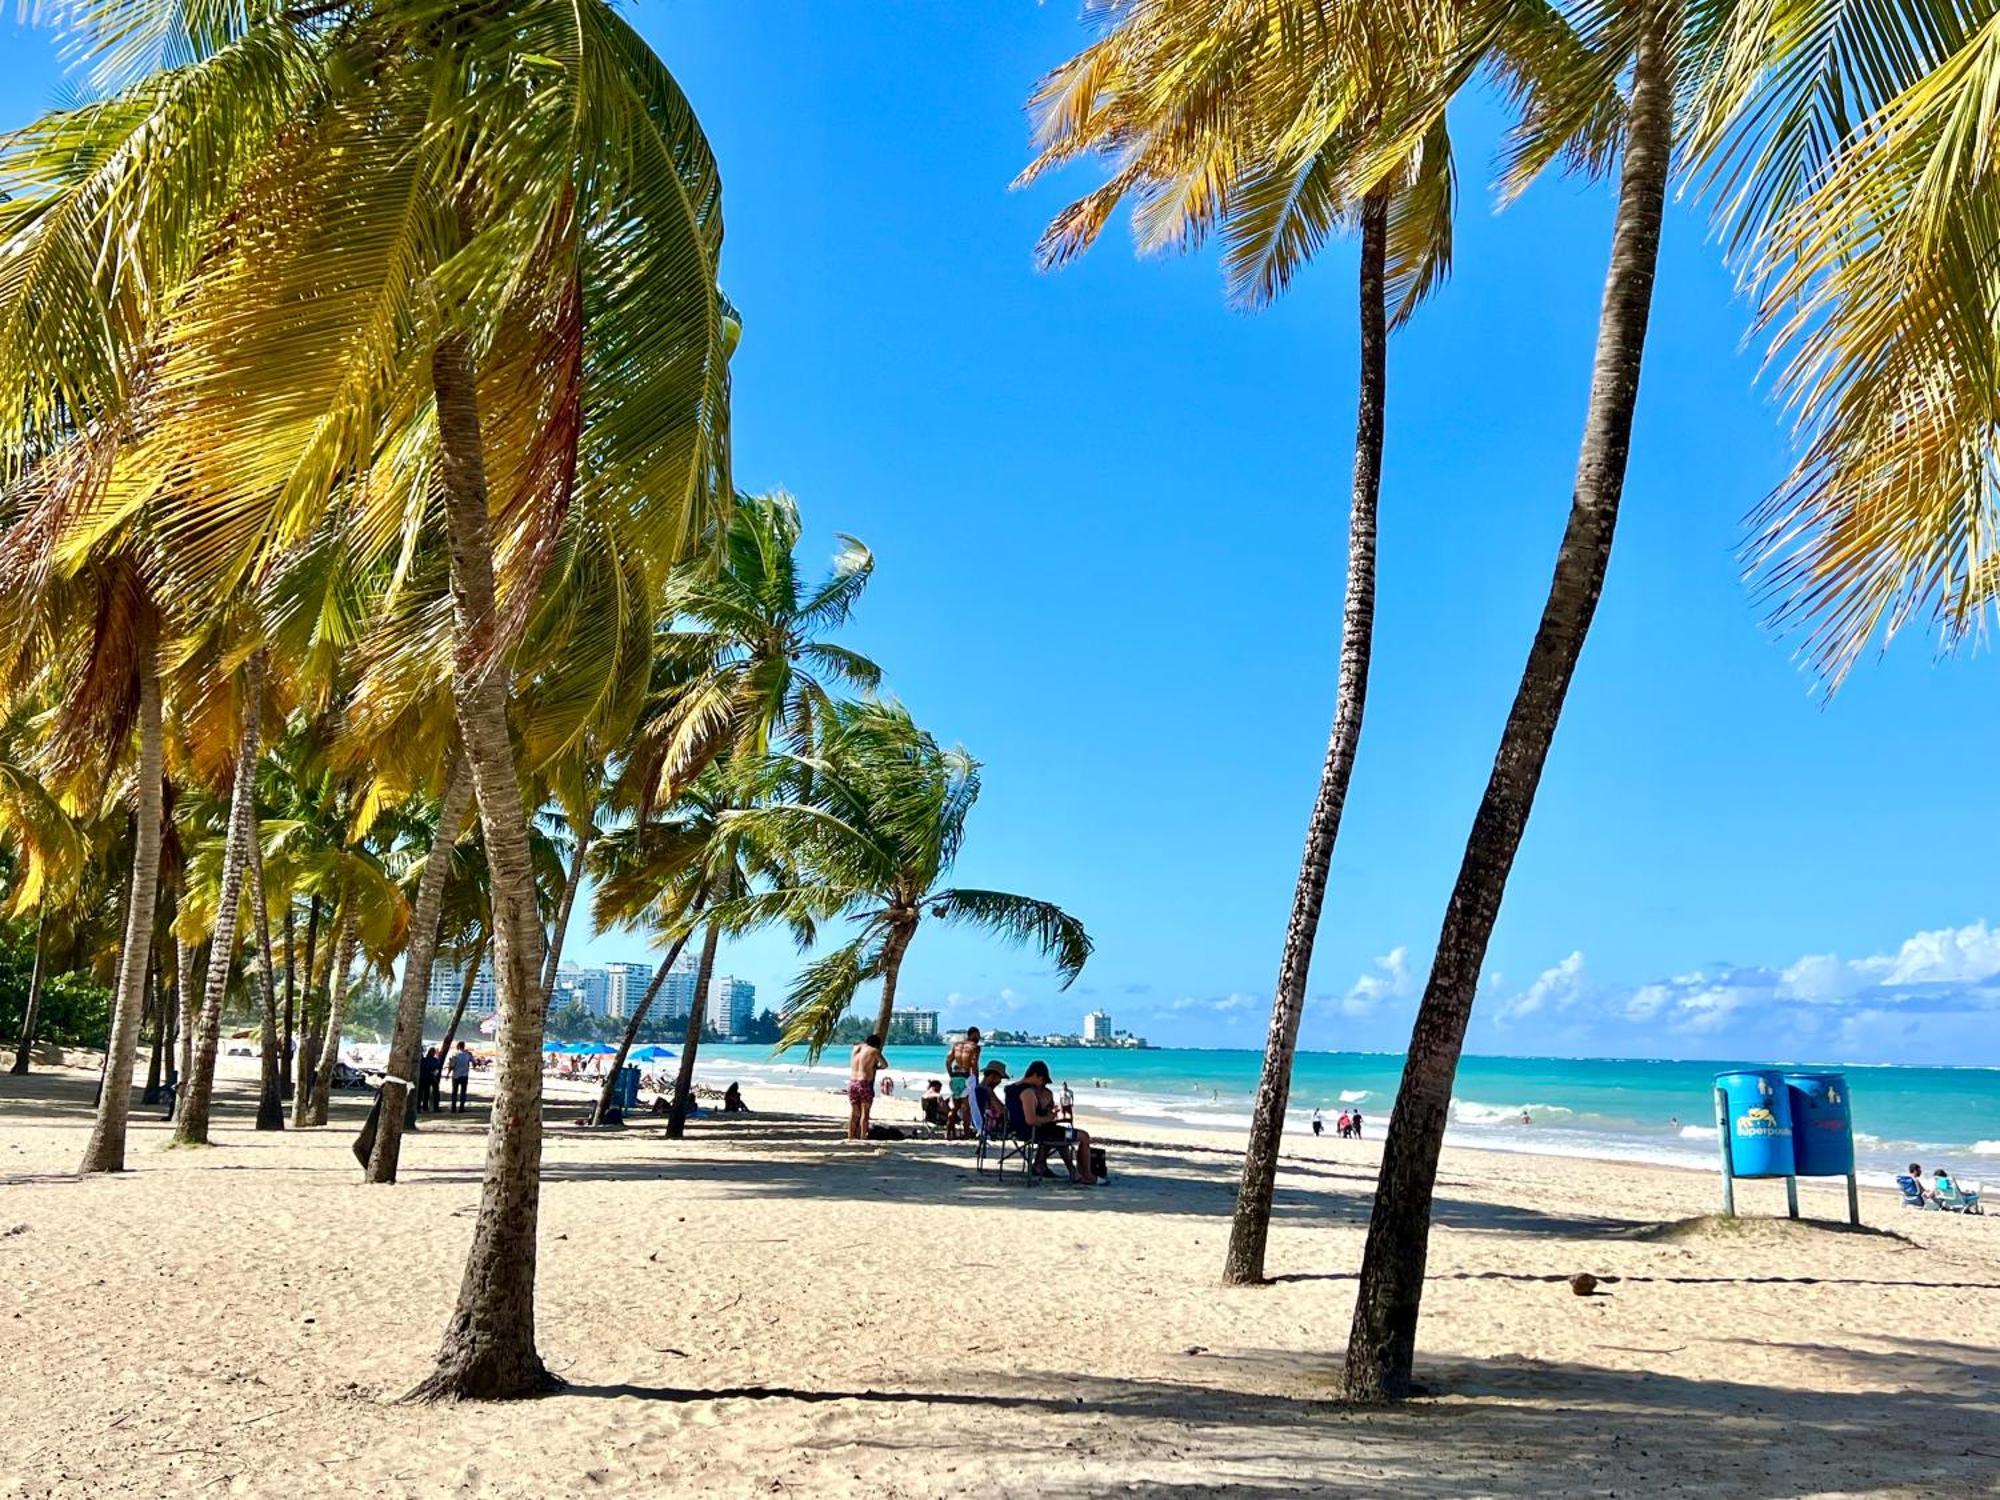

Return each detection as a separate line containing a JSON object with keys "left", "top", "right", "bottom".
{"left": 410, "top": 330, "right": 555, "bottom": 1402}
{"left": 590, "top": 933, "right": 691, "bottom": 1127}
{"left": 1224, "top": 192, "right": 1389, "bottom": 1286}
{"left": 291, "top": 895, "right": 320, "bottom": 1100}
{"left": 248, "top": 830, "right": 285, "bottom": 1131}
{"left": 869, "top": 920, "right": 917, "bottom": 1044}
{"left": 308, "top": 915, "right": 358, "bottom": 1127}
{"left": 439, "top": 930, "right": 488, "bottom": 1058}
{"left": 81, "top": 616, "right": 165, "bottom": 1175}
{"left": 1341, "top": 11, "right": 1675, "bottom": 1403}
{"left": 665, "top": 921, "right": 722, "bottom": 1138}
{"left": 9, "top": 916, "right": 47, "bottom": 1074}
{"left": 366, "top": 754, "right": 474, "bottom": 1183}
{"left": 538, "top": 832, "right": 591, "bottom": 1003}
{"left": 175, "top": 654, "right": 266, "bottom": 1146}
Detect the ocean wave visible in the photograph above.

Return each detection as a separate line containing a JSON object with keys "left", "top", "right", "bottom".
{"left": 1338, "top": 1090, "right": 1370, "bottom": 1103}
{"left": 1974, "top": 1140, "right": 2000, "bottom": 1156}
{"left": 1678, "top": 1124, "right": 1718, "bottom": 1140}
{"left": 1451, "top": 1099, "right": 1576, "bottom": 1127}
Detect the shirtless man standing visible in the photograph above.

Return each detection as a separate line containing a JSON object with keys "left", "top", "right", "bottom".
{"left": 847, "top": 1033, "right": 886, "bottom": 1141}
{"left": 943, "top": 1027, "right": 981, "bottom": 1139}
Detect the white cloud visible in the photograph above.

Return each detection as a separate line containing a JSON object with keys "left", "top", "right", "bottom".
{"left": 1342, "top": 946, "right": 1415, "bottom": 1017}
{"left": 1494, "top": 951, "right": 1589, "bottom": 1024}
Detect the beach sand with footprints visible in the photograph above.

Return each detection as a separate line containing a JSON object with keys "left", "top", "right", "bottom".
{"left": 3, "top": 1061, "right": 1997, "bottom": 1498}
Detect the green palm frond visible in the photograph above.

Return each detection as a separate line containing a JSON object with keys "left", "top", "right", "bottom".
{"left": 929, "top": 888, "right": 1094, "bottom": 988}
{"left": 778, "top": 936, "right": 884, "bottom": 1059}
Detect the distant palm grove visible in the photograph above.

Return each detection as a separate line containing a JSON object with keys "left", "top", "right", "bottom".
{"left": 1, "top": 0, "right": 1992, "bottom": 1404}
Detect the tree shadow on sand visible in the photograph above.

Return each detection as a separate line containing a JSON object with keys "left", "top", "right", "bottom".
{"left": 557, "top": 1337, "right": 2000, "bottom": 1497}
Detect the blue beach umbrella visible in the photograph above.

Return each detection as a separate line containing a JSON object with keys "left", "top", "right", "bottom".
{"left": 629, "top": 1045, "right": 678, "bottom": 1062}
{"left": 573, "top": 1041, "right": 618, "bottom": 1055}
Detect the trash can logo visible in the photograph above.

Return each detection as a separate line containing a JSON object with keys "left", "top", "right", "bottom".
{"left": 1736, "top": 1104, "right": 1790, "bottom": 1137}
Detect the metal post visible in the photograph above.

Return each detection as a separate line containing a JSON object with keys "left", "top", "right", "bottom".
{"left": 1785, "top": 1175, "right": 1799, "bottom": 1219}
{"left": 1714, "top": 1086, "right": 1735, "bottom": 1217}
{"left": 1846, "top": 1172, "right": 1860, "bottom": 1227}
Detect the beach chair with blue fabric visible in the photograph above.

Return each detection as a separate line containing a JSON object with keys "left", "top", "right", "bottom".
{"left": 1933, "top": 1176, "right": 1984, "bottom": 1214}
{"left": 1895, "top": 1175, "right": 1933, "bottom": 1209}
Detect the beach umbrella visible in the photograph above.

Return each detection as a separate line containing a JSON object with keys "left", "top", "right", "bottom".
{"left": 573, "top": 1041, "right": 618, "bottom": 1055}
{"left": 629, "top": 1045, "right": 678, "bottom": 1062}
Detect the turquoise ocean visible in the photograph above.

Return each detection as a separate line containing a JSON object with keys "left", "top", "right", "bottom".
{"left": 686, "top": 1044, "right": 2000, "bottom": 1183}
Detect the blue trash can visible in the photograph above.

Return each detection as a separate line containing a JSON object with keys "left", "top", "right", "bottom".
{"left": 1715, "top": 1070, "right": 1794, "bottom": 1177}
{"left": 617, "top": 1065, "right": 640, "bottom": 1110}
{"left": 1783, "top": 1071, "right": 1853, "bottom": 1176}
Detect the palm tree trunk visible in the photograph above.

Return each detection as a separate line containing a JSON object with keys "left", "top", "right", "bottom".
{"left": 366, "top": 753, "right": 474, "bottom": 1183}
{"left": 281, "top": 900, "right": 297, "bottom": 1100}
{"left": 308, "top": 914, "right": 358, "bottom": 1127}
{"left": 291, "top": 895, "right": 319, "bottom": 1100}
{"left": 175, "top": 653, "right": 266, "bottom": 1147}
{"left": 143, "top": 970, "right": 166, "bottom": 1103}
{"left": 81, "top": 612, "right": 165, "bottom": 1175}
{"left": 176, "top": 936, "right": 198, "bottom": 1107}
{"left": 439, "top": 930, "right": 488, "bottom": 1058}
{"left": 409, "top": 329, "right": 555, "bottom": 1402}
{"left": 1224, "top": 190, "right": 1389, "bottom": 1287}
{"left": 590, "top": 933, "right": 691, "bottom": 1127}
{"left": 248, "top": 824, "right": 285, "bottom": 1131}
{"left": 9, "top": 915, "right": 47, "bottom": 1074}
{"left": 1341, "top": 8, "right": 1676, "bottom": 1404}
{"left": 665, "top": 922, "right": 722, "bottom": 1139}
{"left": 295, "top": 905, "right": 344, "bottom": 1126}
{"left": 539, "top": 832, "right": 591, "bottom": 1003}
{"left": 869, "top": 921, "right": 917, "bottom": 1044}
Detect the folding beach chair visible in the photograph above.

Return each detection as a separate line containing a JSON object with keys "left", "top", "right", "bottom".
{"left": 1896, "top": 1175, "right": 1934, "bottom": 1210}
{"left": 995, "top": 1082, "right": 1075, "bottom": 1186}
{"left": 1934, "top": 1179, "right": 1984, "bottom": 1214}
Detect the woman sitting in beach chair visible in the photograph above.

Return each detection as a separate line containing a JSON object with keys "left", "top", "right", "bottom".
{"left": 1933, "top": 1168, "right": 1984, "bottom": 1214}
{"left": 1011, "top": 1060, "right": 1096, "bottom": 1186}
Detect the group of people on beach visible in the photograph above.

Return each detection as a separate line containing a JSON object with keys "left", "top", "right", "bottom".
{"left": 414, "top": 1042, "right": 475, "bottom": 1114}
{"left": 848, "top": 1026, "right": 1098, "bottom": 1184}
{"left": 1311, "top": 1106, "right": 1364, "bottom": 1140}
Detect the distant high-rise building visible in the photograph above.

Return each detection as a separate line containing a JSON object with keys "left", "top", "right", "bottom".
{"left": 601, "top": 961, "right": 655, "bottom": 1021}
{"left": 896, "top": 1009, "right": 940, "bottom": 1042}
{"left": 1083, "top": 1009, "right": 1112, "bottom": 1043}
{"left": 707, "top": 975, "right": 756, "bottom": 1038}
{"left": 428, "top": 958, "right": 497, "bottom": 1014}
{"left": 657, "top": 947, "right": 702, "bottom": 1023}
{"left": 559, "top": 965, "right": 611, "bottom": 1017}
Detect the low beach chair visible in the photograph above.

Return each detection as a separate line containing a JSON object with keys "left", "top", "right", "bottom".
{"left": 1896, "top": 1175, "right": 1933, "bottom": 1209}
{"left": 1934, "top": 1180, "right": 1984, "bottom": 1214}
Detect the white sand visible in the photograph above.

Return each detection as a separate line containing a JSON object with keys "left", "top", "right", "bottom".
{"left": 3, "top": 1059, "right": 1997, "bottom": 1498}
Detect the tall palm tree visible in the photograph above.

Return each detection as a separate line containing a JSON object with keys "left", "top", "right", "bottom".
{"left": 723, "top": 702, "right": 1091, "bottom": 1057}
{"left": 1342, "top": 0, "right": 1684, "bottom": 1400}
{"left": 175, "top": 650, "right": 266, "bottom": 1146}
{"left": 1022, "top": 0, "right": 1460, "bottom": 1286}
{"left": 1, "top": 0, "right": 733, "bottom": 1397}
{"left": 623, "top": 491, "right": 880, "bottom": 812}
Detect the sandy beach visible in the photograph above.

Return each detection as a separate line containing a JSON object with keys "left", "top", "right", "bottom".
{"left": 3, "top": 1059, "right": 1997, "bottom": 1498}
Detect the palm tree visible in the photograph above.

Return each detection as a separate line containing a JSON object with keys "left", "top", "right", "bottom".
{"left": 724, "top": 702, "right": 1091, "bottom": 1057}
{"left": 623, "top": 491, "right": 880, "bottom": 812}
{"left": 590, "top": 760, "right": 802, "bottom": 1134}
{"left": 1342, "top": 0, "right": 1683, "bottom": 1400}
{"left": 364, "top": 753, "right": 473, "bottom": 1182}
{"left": 175, "top": 650, "right": 267, "bottom": 1146}
{"left": 1022, "top": 0, "right": 1460, "bottom": 1287}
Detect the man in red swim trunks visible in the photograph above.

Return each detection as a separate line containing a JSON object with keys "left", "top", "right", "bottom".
{"left": 847, "top": 1033, "right": 885, "bottom": 1141}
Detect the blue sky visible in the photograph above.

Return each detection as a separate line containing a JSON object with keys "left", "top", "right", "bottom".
{"left": 8, "top": 3, "right": 1998, "bottom": 1065}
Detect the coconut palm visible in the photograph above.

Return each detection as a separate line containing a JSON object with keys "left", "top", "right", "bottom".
{"left": 1, "top": 0, "right": 733, "bottom": 1394}
{"left": 1022, "top": 0, "right": 1462, "bottom": 1287}
{"left": 1338, "top": 0, "right": 1684, "bottom": 1400}
{"left": 622, "top": 491, "right": 880, "bottom": 812}
{"left": 589, "top": 758, "right": 804, "bottom": 1134}
{"left": 721, "top": 702, "right": 1090, "bottom": 1058}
